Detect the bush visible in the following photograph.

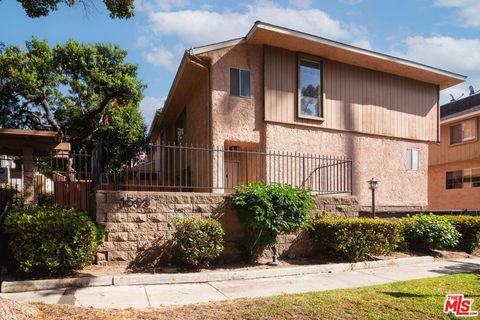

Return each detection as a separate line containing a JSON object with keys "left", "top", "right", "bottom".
{"left": 401, "top": 214, "right": 461, "bottom": 251}
{"left": 172, "top": 218, "right": 224, "bottom": 268}
{"left": 4, "top": 205, "right": 103, "bottom": 275}
{"left": 443, "top": 215, "right": 480, "bottom": 253}
{"left": 232, "top": 182, "right": 315, "bottom": 257}
{"left": 311, "top": 217, "right": 401, "bottom": 262}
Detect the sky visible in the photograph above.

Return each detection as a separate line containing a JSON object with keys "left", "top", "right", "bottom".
{"left": 2, "top": 0, "right": 480, "bottom": 127}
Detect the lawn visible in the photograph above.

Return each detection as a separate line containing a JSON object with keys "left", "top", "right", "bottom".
{"left": 34, "top": 272, "right": 480, "bottom": 320}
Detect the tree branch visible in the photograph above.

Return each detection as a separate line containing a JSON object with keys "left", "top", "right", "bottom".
{"left": 86, "top": 93, "right": 114, "bottom": 119}
{"left": 39, "top": 93, "right": 64, "bottom": 137}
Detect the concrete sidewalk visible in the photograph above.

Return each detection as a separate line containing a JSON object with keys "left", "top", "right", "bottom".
{"left": 1, "top": 258, "right": 479, "bottom": 309}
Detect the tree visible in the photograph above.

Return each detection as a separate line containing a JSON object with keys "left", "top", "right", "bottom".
{"left": 0, "top": 38, "right": 146, "bottom": 152}
{"left": 11, "top": 0, "right": 135, "bottom": 19}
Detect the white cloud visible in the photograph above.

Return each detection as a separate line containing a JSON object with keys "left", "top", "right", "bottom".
{"left": 146, "top": 1, "right": 369, "bottom": 46}
{"left": 435, "top": 0, "right": 480, "bottom": 27}
{"left": 394, "top": 35, "right": 480, "bottom": 103}
{"left": 142, "top": 46, "right": 176, "bottom": 70}
{"left": 140, "top": 96, "right": 165, "bottom": 125}
{"left": 138, "top": 1, "right": 372, "bottom": 70}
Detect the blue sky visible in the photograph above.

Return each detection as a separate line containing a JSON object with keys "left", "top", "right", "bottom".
{"left": 2, "top": 0, "right": 480, "bottom": 127}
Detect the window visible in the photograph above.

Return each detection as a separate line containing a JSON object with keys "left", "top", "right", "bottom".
{"left": 450, "top": 118, "right": 477, "bottom": 145}
{"left": 446, "top": 168, "right": 480, "bottom": 189}
{"left": 463, "top": 168, "right": 480, "bottom": 188}
{"left": 406, "top": 148, "right": 419, "bottom": 171}
{"left": 446, "top": 170, "right": 464, "bottom": 189}
{"left": 299, "top": 59, "right": 322, "bottom": 118}
{"left": 230, "top": 68, "right": 250, "bottom": 97}
{"left": 175, "top": 108, "right": 186, "bottom": 141}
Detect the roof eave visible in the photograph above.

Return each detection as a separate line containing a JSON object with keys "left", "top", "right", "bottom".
{"left": 246, "top": 21, "right": 466, "bottom": 89}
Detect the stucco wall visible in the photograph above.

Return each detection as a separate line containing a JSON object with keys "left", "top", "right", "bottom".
{"left": 95, "top": 190, "right": 358, "bottom": 265}
{"left": 428, "top": 159, "right": 480, "bottom": 210}
{"left": 265, "top": 122, "right": 428, "bottom": 209}
{"left": 202, "top": 43, "right": 265, "bottom": 148}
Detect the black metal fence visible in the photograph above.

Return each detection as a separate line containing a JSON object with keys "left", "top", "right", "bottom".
{"left": 97, "top": 143, "right": 353, "bottom": 195}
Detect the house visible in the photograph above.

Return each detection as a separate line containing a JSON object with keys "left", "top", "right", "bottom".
{"left": 147, "top": 21, "right": 465, "bottom": 211}
{"left": 428, "top": 94, "right": 480, "bottom": 210}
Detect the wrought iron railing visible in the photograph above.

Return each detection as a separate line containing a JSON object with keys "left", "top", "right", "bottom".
{"left": 97, "top": 143, "right": 353, "bottom": 195}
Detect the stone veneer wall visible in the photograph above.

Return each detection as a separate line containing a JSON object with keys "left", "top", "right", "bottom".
{"left": 95, "top": 191, "right": 358, "bottom": 265}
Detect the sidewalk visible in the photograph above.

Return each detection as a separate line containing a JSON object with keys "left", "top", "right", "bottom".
{"left": 1, "top": 258, "right": 479, "bottom": 309}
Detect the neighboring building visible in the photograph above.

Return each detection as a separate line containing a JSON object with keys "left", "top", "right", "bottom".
{"left": 429, "top": 94, "right": 480, "bottom": 210}
{"left": 148, "top": 21, "right": 465, "bottom": 211}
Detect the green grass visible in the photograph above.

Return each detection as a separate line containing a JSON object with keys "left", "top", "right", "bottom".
{"left": 36, "top": 272, "right": 480, "bottom": 320}
{"left": 245, "top": 272, "right": 480, "bottom": 320}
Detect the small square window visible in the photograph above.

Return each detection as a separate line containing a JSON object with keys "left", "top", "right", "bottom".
{"left": 230, "top": 68, "right": 250, "bottom": 97}
{"left": 406, "top": 149, "right": 419, "bottom": 171}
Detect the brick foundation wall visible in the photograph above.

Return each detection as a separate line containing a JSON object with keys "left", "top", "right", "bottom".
{"left": 95, "top": 191, "right": 358, "bottom": 266}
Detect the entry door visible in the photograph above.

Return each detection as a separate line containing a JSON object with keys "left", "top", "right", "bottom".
{"left": 224, "top": 161, "right": 239, "bottom": 191}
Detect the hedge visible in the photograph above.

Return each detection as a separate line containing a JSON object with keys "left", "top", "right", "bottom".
{"left": 4, "top": 205, "right": 103, "bottom": 275}
{"left": 443, "top": 215, "right": 480, "bottom": 253}
{"left": 401, "top": 214, "right": 460, "bottom": 251}
{"left": 311, "top": 217, "right": 401, "bottom": 262}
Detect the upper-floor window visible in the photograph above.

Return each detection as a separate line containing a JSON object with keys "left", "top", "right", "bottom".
{"left": 299, "top": 59, "right": 322, "bottom": 118}
{"left": 450, "top": 118, "right": 477, "bottom": 145}
{"left": 175, "top": 108, "right": 186, "bottom": 142}
{"left": 230, "top": 68, "right": 250, "bottom": 97}
{"left": 406, "top": 148, "right": 419, "bottom": 171}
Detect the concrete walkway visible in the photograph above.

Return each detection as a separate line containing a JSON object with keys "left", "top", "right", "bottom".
{"left": 1, "top": 258, "right": 479, "bottom": 309}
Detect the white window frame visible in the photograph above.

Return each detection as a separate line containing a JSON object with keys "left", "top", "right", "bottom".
{"left": 406, "top": 148, "right": 419, "bottom": 171}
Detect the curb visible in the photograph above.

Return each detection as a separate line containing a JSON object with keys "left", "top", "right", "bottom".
{"left": 0, "top": 256, "right": 434, "bottom": 293}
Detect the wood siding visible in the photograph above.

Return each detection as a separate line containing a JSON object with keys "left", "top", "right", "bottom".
{"left": 264, "top": 45, "right": 439, "bottom": 141}
{"left": 429, "top": 116, "right": 480, "bottom": 166}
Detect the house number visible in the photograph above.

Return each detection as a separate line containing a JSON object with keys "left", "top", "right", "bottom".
{"left": 121, "top": 196, "right": 150, "bottom": 208}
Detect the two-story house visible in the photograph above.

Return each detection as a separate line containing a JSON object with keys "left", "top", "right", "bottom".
{"left": 429, "top": 94, "right": 480, "bottom": 210}
{"left": 148, "top": 21, "right": 465, "bottom": 211}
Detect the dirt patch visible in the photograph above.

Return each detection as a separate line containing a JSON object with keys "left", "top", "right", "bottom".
{"left": 0, "top": 297, "right": 38, "bottom": 320}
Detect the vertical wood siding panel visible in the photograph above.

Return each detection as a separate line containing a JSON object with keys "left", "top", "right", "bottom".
{"left": 263, "top": 45, "right": 438, "bottom": 141}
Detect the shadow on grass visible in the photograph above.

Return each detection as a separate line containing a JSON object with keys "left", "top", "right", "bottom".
{"left": 380, "top": 291, "right": 439, "bottom": 298}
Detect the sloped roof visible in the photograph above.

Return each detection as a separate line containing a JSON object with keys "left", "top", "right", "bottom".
{"left": 441, "top": 94, "right": 480, "bottom": 120}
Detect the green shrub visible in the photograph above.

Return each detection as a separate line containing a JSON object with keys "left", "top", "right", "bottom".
{"left": 232, "top": 182, "right": 315, "bottom": 257}
{"left": 401, "top": 214, "right": 461, "bottom": 251}
{"left": 311, "top": 217, "right": 401, "bottom": 262}
{"left": 172, "top": 218, "right": 224, "bottom": 268}
{"left": 443, "top": 215, "right": 480, "bottom": 253}
{"left": 4, "top": 205, "right": 103, "bottom": 275}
